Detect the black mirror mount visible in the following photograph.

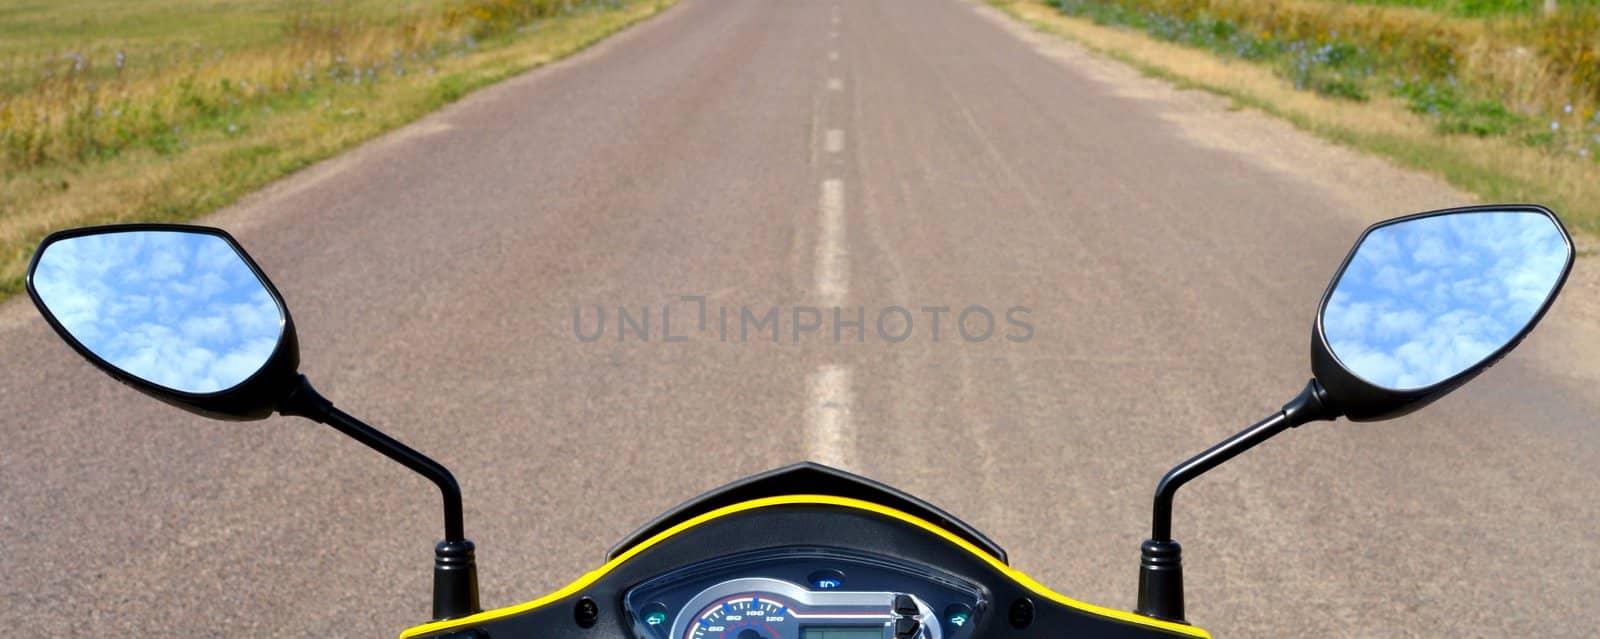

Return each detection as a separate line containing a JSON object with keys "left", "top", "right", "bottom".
{"left": 1135, "top": 378, "right": 1339, "bottom": 624}
{"left": 277, "top": 374, "right": 481, "bottom": 620}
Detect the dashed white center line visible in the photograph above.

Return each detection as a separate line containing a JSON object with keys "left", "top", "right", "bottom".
{"left": 815, "top": 178, "right": 848, "bottom": 307}
{"left": 806, "top": 364, "right": 855, "bottom": 470}
{"left": 812, "top": 12, "right": 853, "bottom": 472}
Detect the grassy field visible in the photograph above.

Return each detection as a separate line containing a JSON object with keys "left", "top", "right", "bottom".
{"left": 990, "top": 0, "right": 1600, "bottom": 240}
{"left": 0, "top": 0, "right": 674, "bottom": 301}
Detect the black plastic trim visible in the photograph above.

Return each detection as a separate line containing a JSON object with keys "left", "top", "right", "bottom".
{"left": 25, "top": 223, "right": 300, "bottom": 421}
{"left": 1310, "top": 204, "right": 1574, "bottom": 421}
{"left": 607, "top": 463, "right": 1008, "bottom": 564}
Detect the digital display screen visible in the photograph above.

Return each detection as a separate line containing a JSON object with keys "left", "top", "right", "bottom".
{"left": 802, "top": 627, "right": 882, "bottom": 639}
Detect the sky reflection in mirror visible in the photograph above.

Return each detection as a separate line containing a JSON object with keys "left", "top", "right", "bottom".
{"left": 32, "top": 231, "right": 282, "bottom": 394}
{"left": 1323, "top": 211, "right": 1567, "bottom": 390}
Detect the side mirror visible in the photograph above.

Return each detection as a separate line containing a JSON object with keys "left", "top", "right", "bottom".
{"left": 26, "top": 222, "right": 482, "bottom": 619}
{"left": 26, "top": 224, "right": 300, "bottom": 420}
{"left": 1136, "top": 203, "right": 1574, "bottom": 624}
{"left": 1312, "top": 204, "right": 1573, "bottom": 421}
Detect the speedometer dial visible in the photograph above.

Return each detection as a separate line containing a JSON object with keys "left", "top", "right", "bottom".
{"left": 687, "top": 596, "right": 791, "bottom": 639}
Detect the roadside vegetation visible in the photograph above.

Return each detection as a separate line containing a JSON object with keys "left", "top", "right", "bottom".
{"left": 990, "top": 0, "right": 1600, "bottom": 238}
{"left": 0, "top": 0, "right": 673, "bottom": 300}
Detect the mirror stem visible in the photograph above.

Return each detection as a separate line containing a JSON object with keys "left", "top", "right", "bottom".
{"left": 277, "top": 375, "right": 481, "bottom": 620}
{"left": 1135, "top": 379, "right": 1337, "bottom": 623}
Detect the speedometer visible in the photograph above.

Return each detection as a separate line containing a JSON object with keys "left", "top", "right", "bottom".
{"left": 687, "top": 595, "right": 791, "bottom": 639}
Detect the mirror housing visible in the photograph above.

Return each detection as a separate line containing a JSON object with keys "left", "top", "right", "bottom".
{"left": 26, "top": 224, "right": 301, "bottom": 421}
{"left": 1311, "top": 204, "right": 1573, "bottom": 421}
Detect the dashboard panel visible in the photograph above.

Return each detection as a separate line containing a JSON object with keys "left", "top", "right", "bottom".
{"left": 623, "top": 548, "right": 986, "bottom": 639}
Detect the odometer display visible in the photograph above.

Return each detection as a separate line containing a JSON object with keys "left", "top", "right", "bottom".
{"left": 802, "top": 627, "right": 884, "bottom": 639}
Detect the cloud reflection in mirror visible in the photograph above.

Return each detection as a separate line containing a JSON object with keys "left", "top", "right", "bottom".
{"left": 1323, "top": 211, "right": 1567, "bottom": 390}
{"left": 32, "top": 231, "right": 283, "bottom": 394}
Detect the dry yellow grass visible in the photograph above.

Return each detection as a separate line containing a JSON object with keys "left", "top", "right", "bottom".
{"left": 0, "top": 0, "right": 675, "bottom": 300}
{"left": 1204, "top": 0, "right": 1597, "bottom": 116}
{"left": 991, "top": 0, "right": 1600, "bottom": 240}
{"left": 1037, "top": 0, "right": 1599, "bottom": 120}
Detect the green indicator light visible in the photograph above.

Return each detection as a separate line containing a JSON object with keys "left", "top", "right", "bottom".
{"left": 646, "top": 612, "right": 668, "bottom": 626}
{"left": 947, "top": 613, "right": 969, "bottom": 628}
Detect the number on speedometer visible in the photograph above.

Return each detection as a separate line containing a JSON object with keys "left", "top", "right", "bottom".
{"left": 689, "top": 596, "right": 790, "bottom": 639}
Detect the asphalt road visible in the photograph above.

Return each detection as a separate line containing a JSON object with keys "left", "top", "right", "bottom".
{"left": 3, "top": 0, "right": 1597, "bottom": 637}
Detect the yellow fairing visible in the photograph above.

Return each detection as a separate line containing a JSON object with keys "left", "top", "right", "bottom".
{"left": 399, "top": 495, "right": 1210, "bottom": 639}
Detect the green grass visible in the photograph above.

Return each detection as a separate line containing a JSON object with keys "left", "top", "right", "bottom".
{"left": 0, "top": 0, "right": 438, "bottom": 95}
{"left": 0, "top": 0, "right": 436, "bottom": 52}
{"left": 1338, "top": 0, "right": 1600, "bottom": 17}
{"left": 1391, "top": 79, "right": 1526, "bottom": 136}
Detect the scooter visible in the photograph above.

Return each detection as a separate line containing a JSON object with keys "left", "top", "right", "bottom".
{"left": 24, "top": 204, "right": 1574, "bottom": 639}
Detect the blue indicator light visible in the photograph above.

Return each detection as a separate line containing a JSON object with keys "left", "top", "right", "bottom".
{"left": 698, "top": 619, "right": 712, "bottom": 628}
{"left": 807, "top": 570, "right": 846, "bottom": 591}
